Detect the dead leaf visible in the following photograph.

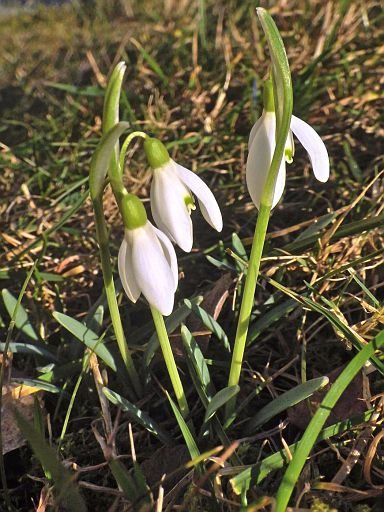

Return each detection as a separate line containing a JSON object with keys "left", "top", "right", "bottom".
{"left": 1, "top": 383, "right": 43, "bottom": 454}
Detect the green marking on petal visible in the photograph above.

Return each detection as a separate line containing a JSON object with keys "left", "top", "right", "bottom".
{"left": 184, "top": 195, "right": 196, "bottom": 214}
{"left": 285, "top": 148, "right": 293, "bottom": 163}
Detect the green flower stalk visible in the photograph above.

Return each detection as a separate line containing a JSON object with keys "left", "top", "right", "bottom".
{"left": 226, "top": 8, "right": 293, "bottom": 418}
{"left": 90, "top": 61, "right": 189, "bottom": 415}
{"left": 89, "top": 123, "right": 142, "bottom": 397}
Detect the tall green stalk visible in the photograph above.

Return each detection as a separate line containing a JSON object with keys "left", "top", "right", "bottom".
{"left": 226, "top": 8, "right": 293, "bottom": 418}
{"left": 92, "top": 198, "right": 142, "bottom": 397}
{"left": 90, "top": 122, "right": 142, "bottom": 397}
{"left": 150, "top": 306, "right": 189, "bottom": 418}
{"left": 227, "top": 203, "right": 270, "bottom": 386}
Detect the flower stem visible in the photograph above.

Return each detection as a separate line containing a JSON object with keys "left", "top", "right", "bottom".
{"left": 150, "top": 306, "right": 189, "bottom": 418}
{"left": 119, "top": 131, "right": 147, "bottom": 173}
{"left": 93, "top": 198, "right": 142, "bottom": 397}
{"left": 225, "top": 202, "right": 271, "bottom": 419}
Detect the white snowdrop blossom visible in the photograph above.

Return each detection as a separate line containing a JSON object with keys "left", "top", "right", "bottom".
{"left": 246, "top": 85, "right": 329, "bottom": 209}
{"left": 144, "top": 138, "right": 223, "bottom": 253}
{"left": 118, "top": 195, "right": 178, "bottom": 316}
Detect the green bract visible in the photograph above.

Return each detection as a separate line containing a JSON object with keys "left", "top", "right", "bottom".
{"left": 144, "top": 137, "right": 170, "bottom": 169}
{"left": 263, "top": 77, "right": 275, "bottom": 113}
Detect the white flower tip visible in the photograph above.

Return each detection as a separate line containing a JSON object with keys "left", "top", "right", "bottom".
{"left": 156, "top": 298, "right": 174, "bottom": 317}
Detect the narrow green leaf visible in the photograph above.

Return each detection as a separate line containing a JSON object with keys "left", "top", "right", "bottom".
{"left": 2, "top": 289, "right": 38, "bottom": 341}
{"left": 247, "top": 299, "right": 297, "bottom": 345}
{"left": 14, "top": 409, "right": 86, "bottom": 511}
{"left": 295, "top": 212, "right": 336, "bottom": 241}
{"left": 0, "top": 342, "right": 58, "bottom": 361}
{"left": 103, "top": 387, "right": 171, "bottom": 445}
{"left": 45, "top": 81, "right": 103, "bottom": 96}
{"left": 267, "top": 277, "right": 384, "bottom": 376}
{"left": 275, "top": 331, "right": 384, "bottom": 511}
{"left": 232, "top": 233, "right": 248, "bottom": 262}
{"left": 37, "top": 361, "right": 82, "bottom": 383}
{"left": 230, "top": 409, "right": 375, "bottom": 494}
{"left": 245, "top": 376, "right": 329, "bottom": 434}
{"left": 166, "top": 392, "right": 200, "bottom": 460}
{"left": 284, "top": 212, "right": 384, "bottom": 253}
{"left": 53, "top": 312, "right": 117, "bottom": 371}
{"left": 109, "top": 459, "right": 137, "bottom": 500}
{"left": 131, "top": 38, "right": 168, "bottom": 86}
{"left": 184, "top": 299, "right": 230, "bottom": 352}
{"left": 181, "top": 324, "right": 215, "bottom": 399}
{"left": 204, "top": 386, "right": 240, "bottom": 423}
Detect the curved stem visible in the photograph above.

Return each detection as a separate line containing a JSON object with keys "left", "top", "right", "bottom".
{"left": 150, "top": 306, "right": 189, "bottom": 418}
{"left": 93, "top": 198, "right": 142, "bottom": 397}
{"left": 119, "top": 131, "right": 147, "bottom": 176}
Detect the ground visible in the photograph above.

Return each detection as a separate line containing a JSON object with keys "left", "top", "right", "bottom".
{"left": 0, "top": 0, "right": 383, "bottom": 510}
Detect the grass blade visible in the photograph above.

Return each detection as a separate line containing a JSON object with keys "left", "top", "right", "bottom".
{"left": 166, "top": 391, "right": 200, "bottom": 460}
{"left": 14, "top": 409, "right": 86, "bottom": 511}
{"left": 230, "top": 409, "right": 376, "bottom": 494}
{"left": 245, "top": 376, "right": 329, "bottom": 434}
{"left": 2, "top": 289, "right": 38, "bottom": 341}
{"left": 103, "top": 387, "right": 172, "bottom": 445}
{"left": 204, "top": 386, "right": 240, "bottom": 423}
{"left": 184, "top": 299, "right": 230, "bottom": 352}
{"left": 275, "top": 331, "right": 384, "bottom": 511}
{"left": 181, "top": 324, "right": 215, "bottom": 399}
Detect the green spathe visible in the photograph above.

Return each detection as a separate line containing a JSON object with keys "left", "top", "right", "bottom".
{"left": 144, "top": 137, "right": 170, "bottom": 169}
{"left": 263, "top": 77, "right": 275, "bottom": 113}
{"left": 120, "top": 194, "right": 147, "bottom": 230}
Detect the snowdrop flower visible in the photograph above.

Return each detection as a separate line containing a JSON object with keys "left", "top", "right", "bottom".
{"left": 144, "top": 137, "right": 223, "bottom": 252}
{"left": 246, "top": 79, "right": 329, "bottom": 209}
{"left": 118, "top": 194, "right": 178, "bottom": 316}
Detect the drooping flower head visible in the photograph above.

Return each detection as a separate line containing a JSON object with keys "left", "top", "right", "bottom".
{"left": 144, "top": 138, "right": 223, "bottom": 252}
{"left": 118, "top": 193, "right": 177, "bottom": 316}
{"left": 246, "top": 77, "right": 329, "bottom": 209}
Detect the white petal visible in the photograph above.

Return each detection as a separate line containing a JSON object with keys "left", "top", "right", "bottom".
{"left": 150, "top": 222, "right": 178, "bottom": 291}
{"left": 172, "top": 162, "right": 223, "bottom": 232}
{"left": 246, "top": 112, "right": 286, "bottom": 209}
{"left": 290, "top": 115, "right": 329, "bottom": 182}
{"left": 248, "top": 115, "right": 264, "bottom": 150}
{"left": 150, "top": 191, "right": 175, "bottom": 243}
{"left": 118, "top": 234, "right": 141, "bottom": 303}
{"left": 150, "top": 164, "right": 193, "bottom": 252}
{"left": 131, "top": 224, "right": 175, "bottom": 316}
